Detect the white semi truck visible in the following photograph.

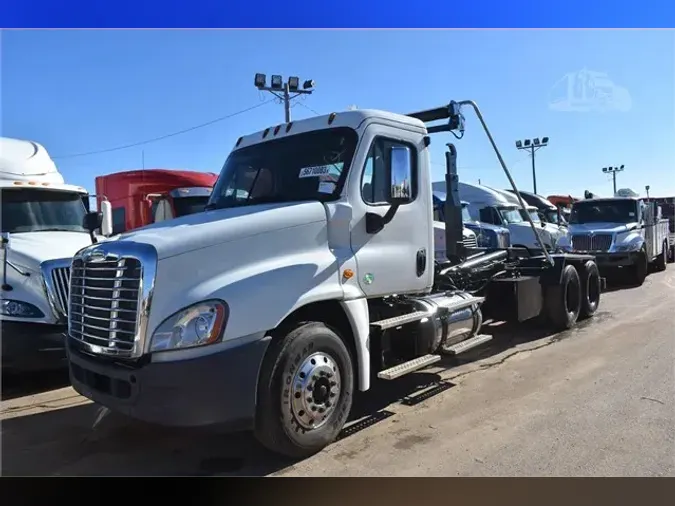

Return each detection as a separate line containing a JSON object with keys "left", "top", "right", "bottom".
{"left": 65, "top": 101, "right": 604, "bottom": 458}
{"left": 0, "top": 137, "right": 112, "bottom": 372}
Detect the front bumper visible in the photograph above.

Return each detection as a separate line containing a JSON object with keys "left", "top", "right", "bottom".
{"left": 67, "top": 337, "right": 271, "bottom": 429}
{"left": 592, "top": 251, "right": 640, "bottom": 267}
{"left": 1, "top": 321, "right": 67, "bottom": 373}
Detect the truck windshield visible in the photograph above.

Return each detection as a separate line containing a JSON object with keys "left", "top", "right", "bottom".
{"left": 544, "top": 209, "right": 562, "bottom": 224}
{"left": 528, "top": 209, "right": 541, "bottom": 223}
{"left": 1, "top": 188, "right": 87, "bottom": 233}
{"left": 570, "top": 200, "right": 638, "bottom": 224}
{"left": 499, "top": 206, "right": 524, "bottom": 224}
{"left": 173, "top": 196, "right": 210, "bottom": 217}
{"left": 208, "top": 127, "right": 358, "bottom": 210}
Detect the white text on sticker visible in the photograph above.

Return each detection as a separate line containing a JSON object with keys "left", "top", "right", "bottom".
{"left": 299, "top": 165, "right": 330, "bottom": 178}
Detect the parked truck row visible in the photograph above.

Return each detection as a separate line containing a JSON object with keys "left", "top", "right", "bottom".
{"left": 2, "top": 101, "right": 671, "bottom": 461}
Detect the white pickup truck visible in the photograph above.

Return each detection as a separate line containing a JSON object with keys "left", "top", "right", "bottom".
{"left": 558, "top": 196, "right": 669, "bottom": 285}
{"left": 0, "top": 137, "right": 112, "bottom": 372}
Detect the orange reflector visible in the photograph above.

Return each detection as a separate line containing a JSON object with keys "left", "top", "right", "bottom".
{"left": 343, "top": 269, "right": 354, "bottom": 280}
{"left": 13, "top": 181, "right": 23, "bottom": 185}
{"left": 28, "top": 181, "right": 37, "bottom": 185}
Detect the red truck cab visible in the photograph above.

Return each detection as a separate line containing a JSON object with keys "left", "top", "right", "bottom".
{"left": 95, "top": 169, "right": 218, "bottom": 235}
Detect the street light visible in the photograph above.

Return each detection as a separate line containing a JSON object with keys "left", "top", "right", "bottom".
{"left": 515, "top": 136, "right": 550, "bottom": 194}
{"left": 602, "top": 165, "right": 625, "bottom": 195}
{"left": 254, "top": 73, "right": 316, "bottom": 122}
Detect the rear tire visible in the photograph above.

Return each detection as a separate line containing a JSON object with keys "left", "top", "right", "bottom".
{"left": 544, "top": 264, "right": 581, "bottom": 330}
{"left": 669, "top": 245, "right": 675, "bottom": 264}
{"left": 655, "top": 241, "right": 668, "bottom": 272}
{"left": 630, "top": 247, "right": 648, "bottom": 286}
{"left": 254, "top": 321, "right": 354, "bottom": 459}
{"left": 579, "top": 260, "right": 601, "bottom": 320}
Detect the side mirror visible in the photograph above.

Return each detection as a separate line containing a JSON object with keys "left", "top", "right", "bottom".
{"left": 0, "top": 232, "right": 9, "bottom": 251}
{"left": 83, "top": 211, "right": 103, "bottom": 234}
{"left": 385, "top": 146, "right": 413, "bottom": 205}
{"left": 100, "top": 200, "right": 113, "bottom": 237}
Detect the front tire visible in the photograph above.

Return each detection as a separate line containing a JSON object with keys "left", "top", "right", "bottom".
{"left": 254, "top": 321, "right": 354, "bottom": 459}
{"left": 630, "top": 247, "right": 648, "bottom": 286}
{"left": 544, "top": 264, "right": 582, "bottom": 330}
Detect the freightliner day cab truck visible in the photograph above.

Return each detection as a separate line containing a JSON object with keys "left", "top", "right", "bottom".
{"left": 95, "top": 169, "right": 218, "bottom": 235}
{"left": 66, "top": 101, "right": 605, "bottom": 458}
{"left": 0, "top": 137, "right": 112, "bottom": 372}
{"left": 558, "top": 196, "right": 670, "bottom": 285}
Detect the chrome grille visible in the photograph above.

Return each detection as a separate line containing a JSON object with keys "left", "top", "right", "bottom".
{"left": 571, "top": 233, "right": 613, "bottom": 252}
{"left": 463, "top": 234, "right": 478, "bottom": 249}
{"left": 51, "top": 267, "right": 71, "bottom": 316}
{"left": 69, "top": 255, "right": 142, "bottom": 356}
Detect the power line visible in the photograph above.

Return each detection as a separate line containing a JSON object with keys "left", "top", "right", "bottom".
{"left": 296, "top": 101, "right": 321, "bottom": 116}
{"left": 52, "top": 100, "right": 275, "bottom": 160}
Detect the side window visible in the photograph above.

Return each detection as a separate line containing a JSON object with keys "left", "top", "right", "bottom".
{"left": 151, "top": 200, "right": 159, "bottom": 221}
{"left": 112, "top": 207, "right": 126, "bottom": 235}
{"left": 361, "top": 138, "right": 417, "bottom": 205}
{"left": 479, "top": 207, "right": 500, "bottom": 225}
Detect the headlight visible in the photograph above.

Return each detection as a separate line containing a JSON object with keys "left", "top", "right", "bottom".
{"left": 614, "top": 241, "right": 642, "bottom": 252}
{"left": 0, "top": 299, "right": 44, "bottom": 318}
{"left": 150, "top": 300, "right": 228, "bottom": 352}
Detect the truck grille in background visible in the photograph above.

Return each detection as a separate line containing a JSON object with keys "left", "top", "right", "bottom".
{"left": 69, "top": 256, "right": 142, "bottom": 356}
{"left": 571, "top": 234, "right": 613, "bottom": 252}
{"left": 463, "top": 235, "right": 478, "bottom": 249}
{"left": 50, "top": 267, "right": 71, "bottom": 317}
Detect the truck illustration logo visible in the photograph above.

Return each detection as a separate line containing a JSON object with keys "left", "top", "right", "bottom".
{"left": 548, "top": 68, "right": 632, "bottom": 113}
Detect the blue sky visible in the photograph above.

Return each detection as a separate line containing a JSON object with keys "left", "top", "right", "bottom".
{"left": 3, "top": 30, "right": 674, "bottom": 198}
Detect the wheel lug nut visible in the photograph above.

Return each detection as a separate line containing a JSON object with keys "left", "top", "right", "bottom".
{"left": 326, "top": 401, "right": 331, "bottom": 407}
{"left": 307, "top": 398, "right": 313, "bottom": 403}
{"left": 318, "top": 408, "right": 325, "bottom": 413}
{"left": 307, "top": 385, "right": 313, "bottom": 391}
{"left": 330, "top": 392, "right": 336, "bottom": 397}
{"left": 330, "top": 381, "right": 336, "bottom": 386}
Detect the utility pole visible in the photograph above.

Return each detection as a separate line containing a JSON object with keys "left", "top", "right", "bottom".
{"left": 602, "top": 165, "right": 625, "bottom": 195}
{"left": 254, "top": 73, "right": 315, "bottom": 123}
{"left": 645, "top": 185, "right": 650, "bottom": 201}
{"left": 515, "top": 137, "right": 550, "bottom": 195}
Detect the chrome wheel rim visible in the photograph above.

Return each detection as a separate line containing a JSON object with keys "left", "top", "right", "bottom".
{"left": 289, "top": 352, "right": 341, "bottom": 430}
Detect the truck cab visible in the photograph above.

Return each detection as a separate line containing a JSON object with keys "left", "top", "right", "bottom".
{"left": 432, "top": 191, "right": 510, "bottom": 249}
{"left": 65, "top": 101, "right": 603, "bottom": 459}
{"left": 447, "top": 181, "right": 558, "bottom": 251}
{"left": 505, "top": 189, "right": 568, "bottom": 227}
{"left": 0, "top": 137, "right": 112, "bottom": 372}
{"left": 498, "top": 189, "right": 568, "bottom": 246}
{"left": 558, "top": 196, "right": 670, "bottom": 284}
{"left": 95, "top": 169, "right": 218, "bottom": 235}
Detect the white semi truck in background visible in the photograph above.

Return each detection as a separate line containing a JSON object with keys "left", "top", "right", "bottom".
{"left": 1, "top": 137, "right": 112, "bottom": 372}
{"left": 66, "top": 101, "right": 604, "bottom": 459}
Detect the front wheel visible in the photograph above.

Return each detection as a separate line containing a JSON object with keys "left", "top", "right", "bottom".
{"left": 630, "top": 247, "right": 648, "bottom": 286}
{"left": 254, "top": 321, "right": 354, "bottom": 459}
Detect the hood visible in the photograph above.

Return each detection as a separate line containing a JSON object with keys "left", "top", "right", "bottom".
{"left": 116, "top": 201, "right": 328, "bottom": 260}
{"left": 6, "top": 231, "right": 94, "bottom": 270}
{"left": 568, "top": 222, "right": 637, "bottom": 234}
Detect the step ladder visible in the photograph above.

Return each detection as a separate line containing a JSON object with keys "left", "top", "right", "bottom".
{"left": 376, "top": 334, "right": 493, "bottom": 380}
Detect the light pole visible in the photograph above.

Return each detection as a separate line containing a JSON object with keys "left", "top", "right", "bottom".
{"left": 515, "top": 137, "right": 549, "bottom": 194}
{"left": 601, "top": 165, "right": 625, "bottom": 195}
{"left": 254, "top": 73, "right": 315, "bottom": 123}
{"left": 645, "top": 185, "right": 650, "bottom": 201}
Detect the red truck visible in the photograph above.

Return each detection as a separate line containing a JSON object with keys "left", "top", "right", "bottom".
{"left": 95, "top": 169, "right": 218, "bottom": 235}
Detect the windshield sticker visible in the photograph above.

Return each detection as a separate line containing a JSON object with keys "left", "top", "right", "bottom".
{"left": 299, "top": 165, "right": 331, "bottom": 178}
{"left": 318, "top": 181, "right": 336, "bottom": 194}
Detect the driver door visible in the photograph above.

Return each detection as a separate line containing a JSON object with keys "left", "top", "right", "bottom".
{"left": 349, "top": 126, "right": 433, "bottom": 297}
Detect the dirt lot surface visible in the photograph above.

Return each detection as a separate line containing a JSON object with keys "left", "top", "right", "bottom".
{"left": 2, "top": 269, "right": 674, "bottom": 476}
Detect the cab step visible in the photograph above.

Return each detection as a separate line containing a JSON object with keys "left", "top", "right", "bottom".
{"left": 377, "top": 354, "right": 441, "bottom": 380}
{"left": 372, "top": 311, "right": 430, "bottom": 330}
{"left": 443, "top": 334, "right": 493, "bottom": 355}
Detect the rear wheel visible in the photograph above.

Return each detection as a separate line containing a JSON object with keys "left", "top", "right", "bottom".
{"left": 254, "top": 321, "right": 354, "bottom": 459}
{"left": 655, "top": 241, "right": 668, "bottom": 272}
{"left": 544, "top": 264, "right": 581, "bottom": 330}
{"left": 579, "top": 260, "right": 601, "bottom": 320}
